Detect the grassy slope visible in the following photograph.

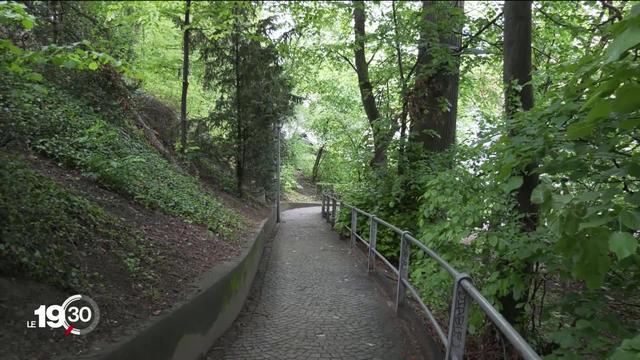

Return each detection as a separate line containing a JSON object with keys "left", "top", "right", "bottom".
{"left": 0, "top": 75, "right": 244, "bottom": 289}
{"left": 0, "top": 153, "right": 141, "bottom": 289}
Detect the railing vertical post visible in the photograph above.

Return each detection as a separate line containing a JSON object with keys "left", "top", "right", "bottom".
{"left": 395, "top": 231, "right": 411, "bottom": 313}
{"left": 445, "top": 275, "right": 472, "bottom": 360}
{"left": 325, "top": 196, "right": 329, "bottom": 222}
{"left": 331, "top": 197, "right": 337, "bottom": 227}
{"left": 350, "top": 208, "right": 357, "bottom": 248}
{"left": 322, "top": 194, "right": 328, "bottom": 220}
{"left": 368, "top": 217, "right": 377, "bottom": 272}
{"left": 325, "top": 195, "right": 329, "bottom": 219}
{"left": 321, "top": 194, "right": 326, "bottom": 218}
{"left": 324, "top": 194, "right": 328, "bottom": 220}
{"left": 325, "top": 195, "right": 329, "bottom": 220}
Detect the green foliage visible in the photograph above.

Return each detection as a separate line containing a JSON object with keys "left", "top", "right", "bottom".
{"left": 610, "top": 334, "right": 640, "bottom": 360}
{"left": 1, "top": 1, "right": 129, "bottom": 84}
{"left": 3, "top": 0, "right": 639, "bottom": 357}
{"left": 294, "top": 66, "right": 371, "bottom": 184}
{"left": 0, "top": 1, "right": 35, "bottom": 30}
{"left": 281, "top": 164, "right": 299, "bottom": 193}
{"left": 283, "top": 133, "right": 315, "bottom": 179}
{"left": 1, "top": 0, "right": 248, "bottom": 303}
{"left": 195, "top": 1, "right": 294, "bottom": 196}
{"left": 515, "top": 8, "right": 640, "bottom": 356}
{"left": 126, "top": 1, "right": 216, "bottom": 118}
{"left": 0, "top": 153, "right": 142, "bottom": 289}
{"left": 1, "top": 78, "right": 242, "bottom": 238}
{"left": 320, "top": 3, "right": 640, "bottom": 357}
{"left": 512, "top": 4, "right": 640, "bottom": 291}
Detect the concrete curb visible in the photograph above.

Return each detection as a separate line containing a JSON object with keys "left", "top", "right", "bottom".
{"left": 89, "top": 202, "right": 319, "bottom": 360}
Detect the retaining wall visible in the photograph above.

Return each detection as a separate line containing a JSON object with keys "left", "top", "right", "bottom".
{"left": 88, "top": 203, "right": 319, "bottom": 360}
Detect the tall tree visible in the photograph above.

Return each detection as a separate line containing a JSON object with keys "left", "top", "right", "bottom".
{"left": 352, "top": 0, "right": 388, "bottom": 169}
{"left": 180, "top": 0, "right": 191, "bottom": 154}
{"left": 501, "top": 0, "right": 536, "bottom": 326}
{"left": 408, "top": 1, "right": 463, "bottom": 155}
{"left": 196, "top": 3, "right": 292, "bottom": 199}
{"left": 504, "top": 0, "right": 537, "bottom": 238}
{"left": 233, "top": 5, "right": 244, "bottom": 196}
{"left": 391, "top": 0, "right": 409, "bottom": 174}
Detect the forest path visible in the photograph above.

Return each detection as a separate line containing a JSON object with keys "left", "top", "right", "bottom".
{"left": 207, "top": 206, "right": 424, "bottom": 360}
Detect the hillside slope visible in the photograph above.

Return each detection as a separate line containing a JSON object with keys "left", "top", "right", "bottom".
{"left": 0, "top": 71, "right": 268, "bottom": 359}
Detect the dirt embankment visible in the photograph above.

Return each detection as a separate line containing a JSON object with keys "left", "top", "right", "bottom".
{"left": 0, "top": 153, "right": 269, "bottom": 360}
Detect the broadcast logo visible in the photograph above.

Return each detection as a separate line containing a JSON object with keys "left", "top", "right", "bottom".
{"left": 26, "top": 295, "right": 100, "bottom": 336}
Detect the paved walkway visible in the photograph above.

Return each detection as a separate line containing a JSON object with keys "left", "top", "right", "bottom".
{"left": 207, "top": 206, "right": 422, "bottom": 360}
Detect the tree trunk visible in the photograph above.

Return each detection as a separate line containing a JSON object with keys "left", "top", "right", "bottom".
{"left": 180, "top": 0, "right": 191, "bottom": 154}
{"left": 311, "top": 144, "right": 325, "bottom": 183}
{"left": 50, "top": 1, "right": 60, "bottom": 44}
{"left": 408, "top": 1, "right": 463, "bottom": 156}
{"left": 353, "top": 0, "right": 387, "bottom": 169}
{"left": 233, "top": 12, "right": 244, "bottom": 197}
{"left": 504, "top": 0, "right": 537, "bottom": 237}
{"left": 501, "top": 0, "right": 537, "bottom": 327}
{"left": 504, "top": 2, "right": 534, "bottom": 117}
{"left": 392, "top": 0, "right": 409, "bottom": 175}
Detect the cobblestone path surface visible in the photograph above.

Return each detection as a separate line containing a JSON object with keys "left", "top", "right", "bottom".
{"left": 207, "top": 206, "right": 423, "bottom": 360}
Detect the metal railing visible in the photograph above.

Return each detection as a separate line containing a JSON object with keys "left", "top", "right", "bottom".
{"left": 321, "top": 192, "right": 541, "bottom": 360}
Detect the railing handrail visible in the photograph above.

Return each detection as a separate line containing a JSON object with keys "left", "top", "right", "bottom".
{"left": 321, "top": 192, "right": 540, "bottom": 360}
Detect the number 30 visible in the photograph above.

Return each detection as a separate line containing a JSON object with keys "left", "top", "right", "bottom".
{"left": 68, "top": 306, "right": 92, "bottom": 322}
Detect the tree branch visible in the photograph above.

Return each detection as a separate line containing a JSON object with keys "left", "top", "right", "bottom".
{"left": 406, "top": 60, "right": 419, "bottom": 82}
{"left": 69, "top": 3, "right": 111, "bottom": 37}
{"left": 600, "top": 0, "right": 623, "bottom": 21}
{"left": 367, "top": 44, "right": 381, "bottom": 66}
{"left": 459, "top": 11, "right": 503, "bottom": 53}
{"left": 334, "top": 50, "right": 358, "bottom": 73}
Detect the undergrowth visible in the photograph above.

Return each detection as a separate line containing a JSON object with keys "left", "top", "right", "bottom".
{"left": 1, "top": 75, "right": 243, "bottom": 238}
{"left": 0, "top": 153, "right": 149, "bottom": 290}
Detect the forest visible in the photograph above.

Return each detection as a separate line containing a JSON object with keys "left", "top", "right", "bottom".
{"left": 1, "top": 1, "right": 639, "bottom": 359}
